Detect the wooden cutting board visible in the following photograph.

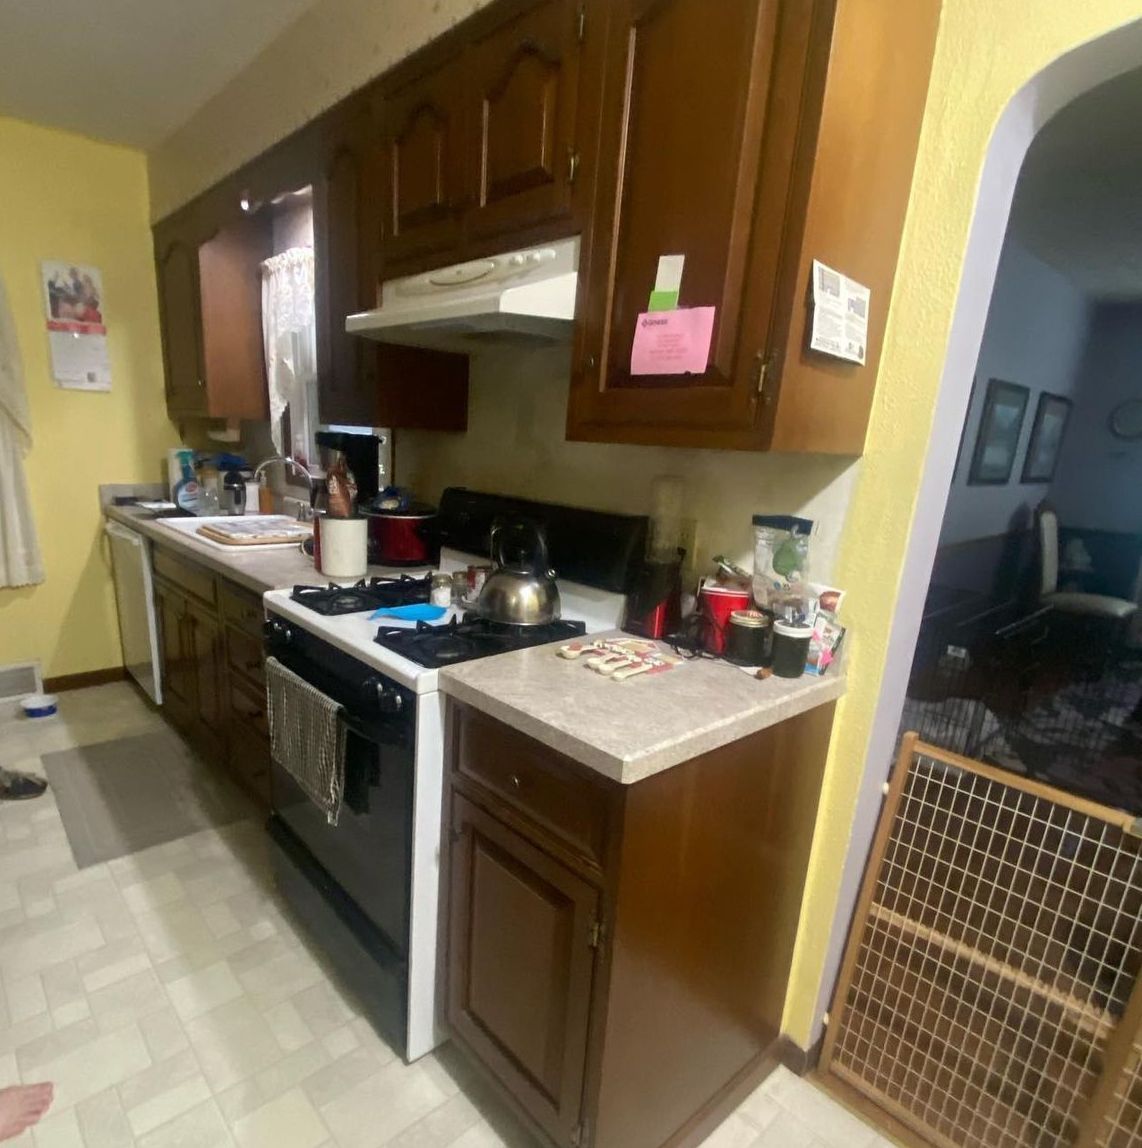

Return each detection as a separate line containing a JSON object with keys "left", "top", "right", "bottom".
{"left": 196, "top": 520, "right": 311, "bottom": 546}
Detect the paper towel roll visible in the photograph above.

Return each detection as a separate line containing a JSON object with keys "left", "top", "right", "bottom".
{"left": 317, "top": 517, "right": 367, "bottom": 580}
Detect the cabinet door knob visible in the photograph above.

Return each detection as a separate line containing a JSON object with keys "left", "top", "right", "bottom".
{"left": 584, "top": 354, "right": 597, "bottom": 372}
{"left": 509, "top": 774, "right": 521, "bottom": 789}
{"left": 197, "top": 378, "right": 204, "bottom": 388}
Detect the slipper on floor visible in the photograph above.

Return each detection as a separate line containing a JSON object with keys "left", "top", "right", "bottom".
{"left": 0, "top": 772, "right": 48, "bottom": 801}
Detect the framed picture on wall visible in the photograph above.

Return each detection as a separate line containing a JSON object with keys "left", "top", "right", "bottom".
{"left": 1021, "top": 392, "right": 1072, "bottom": 483}
{"left": 968, "top": 378, "right": 1030, "bottom": 485}
{"left": 953, "top": 376, "right": 979, "bottom": 481}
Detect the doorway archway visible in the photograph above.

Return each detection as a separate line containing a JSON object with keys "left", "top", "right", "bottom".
{"left": 807, "top": 14, "right": 1142, "bottom": 1046}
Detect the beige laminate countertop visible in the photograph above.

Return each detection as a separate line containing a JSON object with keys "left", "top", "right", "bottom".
{"left": 439, "top": 632, "right": 845, "bottom": 784}
{"left": 104, "top": 504, "right": 328, "bottom": 594}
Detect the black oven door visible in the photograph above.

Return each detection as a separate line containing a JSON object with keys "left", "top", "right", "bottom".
{"left": 270, "top": 704, "right": 414, "bottom": 961}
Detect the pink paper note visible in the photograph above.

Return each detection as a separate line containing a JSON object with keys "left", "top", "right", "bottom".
{"left": 630, "top": 307, "right": 716, "bottom": 376}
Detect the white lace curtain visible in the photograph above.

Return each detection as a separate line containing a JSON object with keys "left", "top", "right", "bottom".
{"left": 0, "top": 274, "right": 44, "bottom": 587}
{"left": 260, "top": 248, "right": 317, "bottom": 462}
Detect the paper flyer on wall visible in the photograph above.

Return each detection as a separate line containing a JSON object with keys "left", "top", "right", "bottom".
{"left": 808, "top": 259, "right": 869, "bottom": 365}
{"left": 41, "top": 260, "right": 112, "bottom": 390}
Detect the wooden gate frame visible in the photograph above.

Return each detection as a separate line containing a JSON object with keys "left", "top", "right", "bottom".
{"left": 821, "top": 732, "right": 1142, "bottom": 1147}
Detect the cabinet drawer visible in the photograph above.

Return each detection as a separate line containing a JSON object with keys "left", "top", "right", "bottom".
{"left": 219, "top": 580, "right": 265, "bottom": 636}
{"left": 454, "top": 707, "right": 612, "bottom": 867}
{"left": 225, "top": 623, "right": 265, "bottom": 690}
{"left": 153, "top": 548, "right": 217, "bottom": 607}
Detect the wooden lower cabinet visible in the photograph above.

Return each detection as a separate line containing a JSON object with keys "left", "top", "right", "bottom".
{"left": 153, "top": 548, "right": 270, "bottom": 809}
{"left": 185, "top": 598, "right": 225, "bottom": 757}
{"left": 154, "top": 580, "right": 194, "bottom": 731}
{"left": 445, "top": 700, "right": 837, "bottom": 1148}
{"left": 449, "top": 795, "right": 599, "bottom": 1145}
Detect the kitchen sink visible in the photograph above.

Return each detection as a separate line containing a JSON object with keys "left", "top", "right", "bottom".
{"left": 154, "top": 515, "right": 312, "bottom": 550}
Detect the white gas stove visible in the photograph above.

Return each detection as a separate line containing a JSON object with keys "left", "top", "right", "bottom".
{"left": 261, "top": 546, "right": 626, "bottom": 1062}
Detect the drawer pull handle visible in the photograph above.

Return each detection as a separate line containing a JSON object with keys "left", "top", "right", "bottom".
{"left": 510, "top": 774, "right": 521, "bottom": 790}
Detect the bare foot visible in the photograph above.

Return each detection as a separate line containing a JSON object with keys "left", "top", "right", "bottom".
{"left": 0, "top": 1083, "right": 53, "bottom": 1141}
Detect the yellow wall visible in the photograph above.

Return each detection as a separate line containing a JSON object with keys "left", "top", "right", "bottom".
{"left": 0, "top": 117, "right": 176, "bottom": 679}
{"left": 781, "top": 2, "right": 1142, "bottom": 1043}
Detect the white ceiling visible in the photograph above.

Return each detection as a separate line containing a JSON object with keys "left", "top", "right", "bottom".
{"left": 0, "top": 0, "right": 320, "bottom": 150}
{"left": 1011, "top": 66, "right": 1142, "bottom": 299}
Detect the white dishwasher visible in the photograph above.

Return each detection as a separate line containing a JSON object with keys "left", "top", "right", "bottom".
{"left": 105, "top": 520, "right": 163, "bottom": 704}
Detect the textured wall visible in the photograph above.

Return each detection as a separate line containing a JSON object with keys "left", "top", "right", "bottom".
{"left": 147, "top": 0, "right": 493, "bottom": 221}
{"left": 1051, "top": 301, "right": 1142, "bottom": 534}
{"left": 0, "top": 116, "right": 176, "bottom": 678}
{"left": 940, "top": 239, "right": 1091, "bottom": 545}
{"left": 397, "top": 347, "right": 860, "bottom": 582}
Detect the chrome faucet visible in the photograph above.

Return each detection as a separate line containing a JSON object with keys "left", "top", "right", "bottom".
{"left": 251, "top": 456, "right": 318, "bottom": 520}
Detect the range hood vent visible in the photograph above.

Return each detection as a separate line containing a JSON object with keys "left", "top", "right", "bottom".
{"left": 346, "top": 237, "right": 579, "bottom": 354}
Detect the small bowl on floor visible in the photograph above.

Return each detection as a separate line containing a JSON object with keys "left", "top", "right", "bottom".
{"left": 20, "top": 693, "right": 58, "bottom": 719}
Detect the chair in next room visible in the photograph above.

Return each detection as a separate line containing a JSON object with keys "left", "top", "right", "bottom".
{"left": 1036, "top": 501, "right": 1138, "bottom": 674}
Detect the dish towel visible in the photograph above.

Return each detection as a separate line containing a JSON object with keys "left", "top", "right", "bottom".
{"left": 265, "top": 656, "right": 346, "bottom": 825}
{"left": 0, "top": 274, "right": 44, "bottom": 587}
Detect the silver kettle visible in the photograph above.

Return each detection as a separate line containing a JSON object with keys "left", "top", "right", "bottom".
{"left": 476, "top": 520, "right": 561, "bottom": 626}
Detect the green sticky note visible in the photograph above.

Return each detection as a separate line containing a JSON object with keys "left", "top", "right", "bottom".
{"left": 648, "top": 289, "right": 679, "bottom": 312}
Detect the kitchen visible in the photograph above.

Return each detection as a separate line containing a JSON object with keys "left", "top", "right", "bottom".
{"left": 4, "top": 2, "right": 1129, "bottom": 1148}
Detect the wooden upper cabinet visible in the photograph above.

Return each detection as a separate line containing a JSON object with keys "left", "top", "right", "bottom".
{"left": 156, "top": 235, "right": 206, "bottom": 417}
{"left": 464, "top": 0, "right": 586, "bottom": 244}
{"left": 567, "top": 0, "right": 819, "bottom": 449}
{"left": 567, "top": 0, "right": 940, "bottom": 453}
{"left": 197, "top": 215, "right": 272, "bottom": 421}
{"left": 314, "top": 98, "right": 382, "bottom": 426}
{"left": 155, "top": 208, "right": 271, "bottom": 422}
{"left": 381, "top": 50, "right": 467, "bottom": 273}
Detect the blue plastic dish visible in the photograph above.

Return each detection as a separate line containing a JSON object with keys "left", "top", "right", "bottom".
{"left": 369, "top": 604, "right": 448, "bottom": 622}
{"left": 20, "top": 693, "right": 58, "bottom": 718}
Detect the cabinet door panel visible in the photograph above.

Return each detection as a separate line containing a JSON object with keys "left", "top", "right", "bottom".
{"left": 382, "top": 56, "right": 466, "bottom": 271}
{"left": 186, "top": 600, "right": 224, "bottom": 755}
{"left": 155, "top": 582, "right": 193, "bottom": 731}
{"left": 448, "top": 795, "right": 597, "bottom": 1146}
{"left": 315, "top": 100, "right": 382, "bottom": 426}
{"left": 568, "top": 0, "right": 818, "bottom": 446}
{"left": 197, "top": 215, "right": 272, "bottom": 420}
{"left": 156, "top": 238, "right": 206, "bottom": 417}
{"left": 466, "top": 0, "right": 583, "bottom": 241}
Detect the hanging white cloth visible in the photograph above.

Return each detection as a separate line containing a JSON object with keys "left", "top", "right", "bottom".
{"left": 260, "top": 248, "right": 317, "bottom": 461}
{"left": 0, "top": 274, "right": 44, "bottom": 587}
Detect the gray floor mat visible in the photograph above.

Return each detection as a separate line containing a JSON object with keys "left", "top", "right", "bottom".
{"left": 41, "top": 729, "right": 256, "bottom": 867}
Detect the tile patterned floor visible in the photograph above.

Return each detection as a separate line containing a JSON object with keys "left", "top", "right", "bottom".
{"left": 0, "top": 683, "right": 894, "bottom": 1148}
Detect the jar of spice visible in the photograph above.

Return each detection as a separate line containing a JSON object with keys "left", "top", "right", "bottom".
{"left": 724, "top": 609, "right": 772, "bottom": 666}
{"left": 430, "top": 573, "right": 453, "bottom": 608}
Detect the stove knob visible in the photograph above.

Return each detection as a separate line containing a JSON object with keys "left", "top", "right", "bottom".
{"left": 364, "top": 676, "right": 404, "bottom": 715}
{"left": 266, "top": 619, "right": 294, "bottom": 644}
{"left": 378, "top": 688, "right": 404, "bottom": 716}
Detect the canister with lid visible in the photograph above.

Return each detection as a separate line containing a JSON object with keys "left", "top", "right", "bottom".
{"left": 724, "top": 609, "right": 773, "bottom": 666}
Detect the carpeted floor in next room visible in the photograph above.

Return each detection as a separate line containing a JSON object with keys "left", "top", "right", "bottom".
{"left": 0, "top": 682, "right": 892, "bottom": 1148}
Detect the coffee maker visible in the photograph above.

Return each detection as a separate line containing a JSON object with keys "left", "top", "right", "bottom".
{"left": 314, "top": 429, "right": 388, "bottom": 504}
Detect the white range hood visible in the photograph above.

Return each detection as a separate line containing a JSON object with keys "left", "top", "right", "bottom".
{"left": 346, "top": 237, "right": 579, "bottom": 354}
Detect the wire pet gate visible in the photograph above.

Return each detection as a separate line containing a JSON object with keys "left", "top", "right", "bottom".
{"left": 821, "top": 734, "right": 1142, "bottom": 1147}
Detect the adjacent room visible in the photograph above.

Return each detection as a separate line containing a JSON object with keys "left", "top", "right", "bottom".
{"left": 903, "top": 68, "right": 1142, "bottom": 813}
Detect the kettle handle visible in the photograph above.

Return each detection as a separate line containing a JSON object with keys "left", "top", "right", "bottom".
{"left": 491, "top": 519, "right": 552, "bottom": 575}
